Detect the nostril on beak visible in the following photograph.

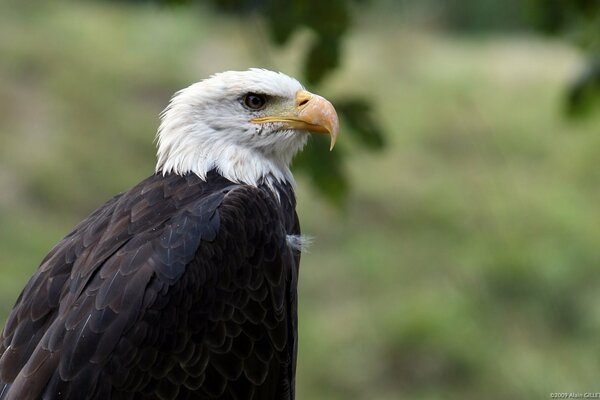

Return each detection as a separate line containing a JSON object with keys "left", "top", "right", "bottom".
{"left": 296, "top": 90, "right": 313, "bottom": 108}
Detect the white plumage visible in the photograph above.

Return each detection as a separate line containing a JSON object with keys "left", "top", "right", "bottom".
{"left": 156, "top": 69, "right": 311, "bottom": 188}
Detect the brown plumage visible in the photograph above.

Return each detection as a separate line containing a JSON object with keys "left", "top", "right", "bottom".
{"left": 0, "top": 171, "right": 300, "bottom": 399}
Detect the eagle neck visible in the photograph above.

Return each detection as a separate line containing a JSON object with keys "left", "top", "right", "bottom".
{"left": 156, "top": 138, "right": 296, "bottom": 192}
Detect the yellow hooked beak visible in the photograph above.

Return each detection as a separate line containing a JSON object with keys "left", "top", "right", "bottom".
{"left": 251, "top": 90, "right": 339, "bottom": 150}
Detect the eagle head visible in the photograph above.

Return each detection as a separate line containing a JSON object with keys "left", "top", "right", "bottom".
{"left": 155, "top": 68, "right": 339, "bottom": 186}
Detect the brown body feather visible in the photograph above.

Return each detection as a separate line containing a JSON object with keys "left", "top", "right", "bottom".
{"left": 0, "top": 170, "right": 300, "bottom": 400}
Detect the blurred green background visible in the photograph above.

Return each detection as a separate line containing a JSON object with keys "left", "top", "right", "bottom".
{"left": 2, "top": 0, "right": 600, "bottom": 399}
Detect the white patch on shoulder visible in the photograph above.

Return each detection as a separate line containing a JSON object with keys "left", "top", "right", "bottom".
{"left": 286, "top": 234, "right": 313, "bottom": 252}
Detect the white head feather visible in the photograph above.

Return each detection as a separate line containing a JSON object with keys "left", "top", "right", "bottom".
{"left": 155, "top": 69, "right": 310, "bottom": 188}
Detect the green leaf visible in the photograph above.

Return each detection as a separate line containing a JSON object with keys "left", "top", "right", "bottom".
{"left": 335, "top": 97, "right": 386, "bottom": 150}
{"left": 566, "top": 57, "right": 600, "bottom": 117}
{"left": 293, "top": 135, "right": 348, "bottom": 207}
{"left": 264, "top": 0, "right": 298, "bottom": 45}
{"left": 304, "top": 38, "right": 340, "bottom": 85}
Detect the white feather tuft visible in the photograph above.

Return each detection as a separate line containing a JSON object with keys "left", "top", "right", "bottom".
{"left": 286, "top": 234, "right": 314, "bottom": 252}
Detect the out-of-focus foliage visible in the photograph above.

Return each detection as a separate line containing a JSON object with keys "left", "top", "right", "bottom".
{"left": 137, "top": 0, "right": 351, "bottom": 84}
{"left": 215, "top": 0, "right": 350, "bottom": 86}
{"left": 398, "top": 0, "right": 600, "bottom": 117}
{"left": 528, "top": 0, "right": 600, "bottom": 116}
{"left": 3, "top": 1, "right": 600, "bottom": 399}
{"left": 115, "top": 0, "right": 386, "bottom": 206}
{"left": 378, "top": 0, "right": 600, "bottom": 117}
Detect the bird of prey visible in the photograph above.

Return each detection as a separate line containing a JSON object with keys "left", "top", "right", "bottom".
{"left": 0, "top": 69, "right": 339, "bottom": 400}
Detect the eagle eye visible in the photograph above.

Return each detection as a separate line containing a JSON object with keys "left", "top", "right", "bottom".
{"left": 243, "top": 93, "right": 267, "bottom": 110}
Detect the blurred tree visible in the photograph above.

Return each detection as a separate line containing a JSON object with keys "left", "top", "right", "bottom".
{"left": 527, "top": 0, "right": 600, "bottom": 117}
{"left": 416, "top": 0, "right": 600, "bottom": 118}
{"left": 111, "top": 0, "right": 386, "bottom": 206}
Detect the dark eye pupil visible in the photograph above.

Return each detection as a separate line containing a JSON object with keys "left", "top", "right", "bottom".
{"left": 244, "top": 93, "right": 266, "bottom": 110}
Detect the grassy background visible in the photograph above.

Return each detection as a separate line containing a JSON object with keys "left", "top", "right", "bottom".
{"left": 2, "top": 1, "right": 600, "bottom": 399}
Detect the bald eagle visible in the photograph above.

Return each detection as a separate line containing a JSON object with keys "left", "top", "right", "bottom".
{"left": 0, "top": 69, "right": 338, "bottom": 400}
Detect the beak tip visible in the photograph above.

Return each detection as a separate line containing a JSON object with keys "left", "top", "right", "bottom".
{"left": 329, "top": 124, "right": 339, "bottom": 151}
{"left": 329, "top": 135, "right": 337, "bottom": 151}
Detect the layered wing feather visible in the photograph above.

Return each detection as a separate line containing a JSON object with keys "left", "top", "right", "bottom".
{"left": 0, "top": 172, "right": 300, "bottom": 400}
